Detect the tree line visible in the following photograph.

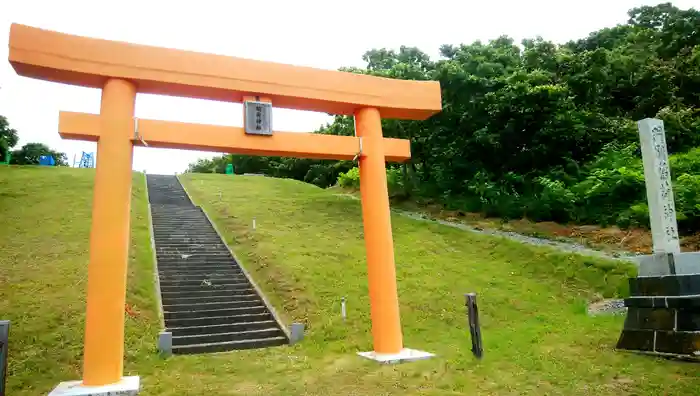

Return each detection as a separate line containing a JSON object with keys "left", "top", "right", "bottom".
{"left": 0, "top": 116, "right": 68, "bottom": 166}
{"left": 206, "top": 4, "right": 700, "bottom": 231}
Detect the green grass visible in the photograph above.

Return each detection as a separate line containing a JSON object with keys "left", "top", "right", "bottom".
{"left": 180, "top": 173, "right": 699, "bottom": 395}
{"left": 1, "top": 167, "right": 699, "bottom": 395}
{"left": 0, "top": 166, "right": 158, "bottom": 394}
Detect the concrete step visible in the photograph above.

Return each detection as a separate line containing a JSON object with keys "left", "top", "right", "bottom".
{"left": 164, "top": 305, "right": 267, "bottom": 320}
{"left": 154, "top": 240, "right": 221, "bottom": 245}
{"left": 156, "top": 246, "right": 228, "bottom": 252}
{"left": 159, "top": 276, "right": 248, "bottom": 286}
{"left": 152, "top": 222, "right": 212, "bottom": 226}
{"left": 156, "top": 249, "right": 231, "bottom": 255}
{"left": 166, "top": 312, "right": 272, "bottom": 327}
{"left": 160, "top": 282, "right": 251, "bottom": 293}
{"left": 153, "top": 230, "right": 219, "bottom": 240}
{"left": 154, "top": 236, "right": 221, "bottom": 241}
{"left": 154, "top": 240, "right": 225, "bottom": 245}
{"left": 152, "top": 222, "right": 211, "bottom": 226}
{"left": 163, "top": 299, "right": 263, "bottom": 312}
{"left": 158, "top": 259, "right": 241, "bottom": 271}
{"left": 162, "top": 292, "right": 260, "bottom": 304}
{"left": 156, "top": 248, "right": 229, "bottom": 253}
{"left": 171, "top": 336, "right": 287, "bottom": 354}
{"left": 153, "top": 229, "right": 218, "bottom": 234}
{"left": 158, "top": 268, "right": 244, "bottom": 277}
{"left": 159, "top": 261, "right": 239, "bottom": 268}
{"left": 151, "top": 209, "right": 200, "bottom": 213}
{"left": 151, "top": 212, "right": 203, "bottom": 216}
{"left": 159, "top": 274, "right": 245, "bottom": 281}
{"left": 153, "top": 235, "right": 221, "bottom": 239}
{"left": 156, "top": 248, "right": 228, "bottom": 254}
{"left": 151, "top": 213, "right": 204, "bottom": 218}
{"left": 156, "top": 241, "right": 225, "bottom": 246}
{"left": 158, "top": 269, "right": 241, "bottom": 276}
{"left": 157, "top": 256, "right": 235, "bottom": 262}
{"left": 158, "top": 257, "right": 235, "bottom": 270}
{"left": 152, "top": 216, "right": 208, "bottom": 220}
{"left": 154, "top": 237, "right": 221, "bottom": 242}
{"left": 153, "top": 236, "right": 221, "bottom": 241}
{"left": 172, "top": 327, "right": 283, "bottom": 346}
{"left": 168, "top": 320, "right": 280, "bottom": 337}
{"left": 153, "top": 224, "right": 216, "bottom": 228}
{"left": 151, "top": 211, "right": 202, "bottom": 213}
{"left": 160, "top": 287, "right": 254, "bottom": 299}
{"left": 157, "top": 253, "right": 232, "bottom": 259}
{"left": 161, "top": 293, "right": 261, "bottom": 305}
{"left": 153, "top": 226, "right": 216, "bottom": 230}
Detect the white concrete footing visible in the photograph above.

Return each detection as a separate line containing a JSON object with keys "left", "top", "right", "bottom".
{"left": 357, "top": 348, "right": 434, "bottom": 364}
{"left": 48, "top": 376, "right": 139, "bottom": 395}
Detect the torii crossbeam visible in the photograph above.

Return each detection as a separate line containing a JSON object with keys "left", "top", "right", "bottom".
{"left": 8, "top": 23, "right": 442, "bottom": 394}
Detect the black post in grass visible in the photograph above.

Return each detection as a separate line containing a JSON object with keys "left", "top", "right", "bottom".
{"left": 465, "top": 293, "right": 483, "bottom": 359}
{"left": 0, "top": 320, "right": 9, "bottom": 396}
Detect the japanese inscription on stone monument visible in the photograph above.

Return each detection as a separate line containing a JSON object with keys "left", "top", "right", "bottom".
{"left": 638, "top": 118, "right": 680, "bottom": 254}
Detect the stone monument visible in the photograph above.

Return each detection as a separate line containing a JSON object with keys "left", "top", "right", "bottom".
{"left": 616, "top": 118, "right": 700, "bottom": 358}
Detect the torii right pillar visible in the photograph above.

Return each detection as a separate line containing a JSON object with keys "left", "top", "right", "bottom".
{"left": 354, "top": 107, "right": 434, "bottom": 363}
{"left": 616, "top": 118, "right": 700, "bottom": 359}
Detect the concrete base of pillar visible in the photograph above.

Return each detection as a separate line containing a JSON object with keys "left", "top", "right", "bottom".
{"left": 357, "top": 348, "right": 434, "bottom": 364}
{"left": 48, "top": 376, "right": 139, "bottom": 395}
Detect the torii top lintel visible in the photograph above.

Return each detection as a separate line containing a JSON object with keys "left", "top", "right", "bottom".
{"left": 8, "top": 24, "right": 442, "bottom": 120}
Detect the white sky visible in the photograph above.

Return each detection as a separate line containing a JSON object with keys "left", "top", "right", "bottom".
{"left": 1, "top": 0, "right": 698, "bottom": 174}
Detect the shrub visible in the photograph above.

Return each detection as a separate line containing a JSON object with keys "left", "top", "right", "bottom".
{"left": 337, "top": 167, "right": 360, "bottom": 189}
{"left": 336, "top": 166, "right": 407, "bottom": 197}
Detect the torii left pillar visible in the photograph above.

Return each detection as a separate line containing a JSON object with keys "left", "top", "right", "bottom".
{"left": 49, "top": 78, "right": 140, "bottom": 395}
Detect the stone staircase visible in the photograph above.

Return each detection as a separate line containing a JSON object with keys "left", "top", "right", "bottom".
{"left": 146, "top": 174, "right": 288, "bottom": 354}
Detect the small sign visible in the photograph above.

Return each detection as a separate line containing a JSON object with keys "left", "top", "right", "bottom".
{"left": 244, "top": 101, "right": 273, "bottom": 136}
{"left": 0, "top": 320, "right": 9, "bottom": 396}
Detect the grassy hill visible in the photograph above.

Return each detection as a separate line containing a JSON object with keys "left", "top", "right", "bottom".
{"left": 1, "top": 167, "right": 698, "bottom": 395}
{"left": 0, "top": 166, "right": 158, "bottom": 394}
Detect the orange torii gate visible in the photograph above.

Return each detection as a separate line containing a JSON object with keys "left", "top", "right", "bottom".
{"left": 9, "top": 24, "right": 442, "bottom": 394}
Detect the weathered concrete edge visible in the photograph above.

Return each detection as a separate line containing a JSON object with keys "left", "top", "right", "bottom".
{"left": 143, "top": 172, "right": 165, "bottom": 329}
{"left": 176, "top": 175, "right": 292, "bottom": 342}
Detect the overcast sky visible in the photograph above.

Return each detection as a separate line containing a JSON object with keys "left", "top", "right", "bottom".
{"left": 1, "top": 0, "right": 698, "bottom": 174}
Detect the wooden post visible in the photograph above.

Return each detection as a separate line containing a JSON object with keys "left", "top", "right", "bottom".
{"left": 82, "top": 78, "right": 136, "bottom": 385}
{"left": 465, "top": 293, "right": 483, "bottom": 359}
{"left": 355, "top": 107, "right": 403, "bottom": 354}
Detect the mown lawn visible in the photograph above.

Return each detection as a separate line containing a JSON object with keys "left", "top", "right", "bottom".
{"left": 0, "top": 166, "right": 158, "bottom": 395}
{"left": 180, "top": 173, "right": 700, "bottom": 395}
{"left": 1, "top": 167, "right": 698, "bottom": 395}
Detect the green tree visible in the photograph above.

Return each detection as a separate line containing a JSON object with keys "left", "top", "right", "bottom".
{"left": 0, "top": 116, "right": 19, "bottom": 162}
{"left": 10, "top": 143, "right": 68, "bottom": 166}
{"left": 185, "top": 2, "right": 700, "bottom": 231}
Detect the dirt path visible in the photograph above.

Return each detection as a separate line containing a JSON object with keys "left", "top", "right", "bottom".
{"left": 334, "top": 192, "right": 643, "bottom": 263}
{"left": 392, "top": 209, "right": 642, "bottom": 262}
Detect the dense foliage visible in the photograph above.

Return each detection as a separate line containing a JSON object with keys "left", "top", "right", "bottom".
{"left": 188, "top": 3, "right": 700, "bottom": 231}
{"left": 0, "top": 116, "right": 67, "bottom": 165}
{"left": 10, "top": 143, "right": 68, "bottom": 166}
{"left": 0, "top": 116, "right": 18, "bottom": 162}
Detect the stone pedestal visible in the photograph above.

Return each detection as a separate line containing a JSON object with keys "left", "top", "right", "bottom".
{"left": 616, "top": 253, "right": 700, "bottom": 358}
